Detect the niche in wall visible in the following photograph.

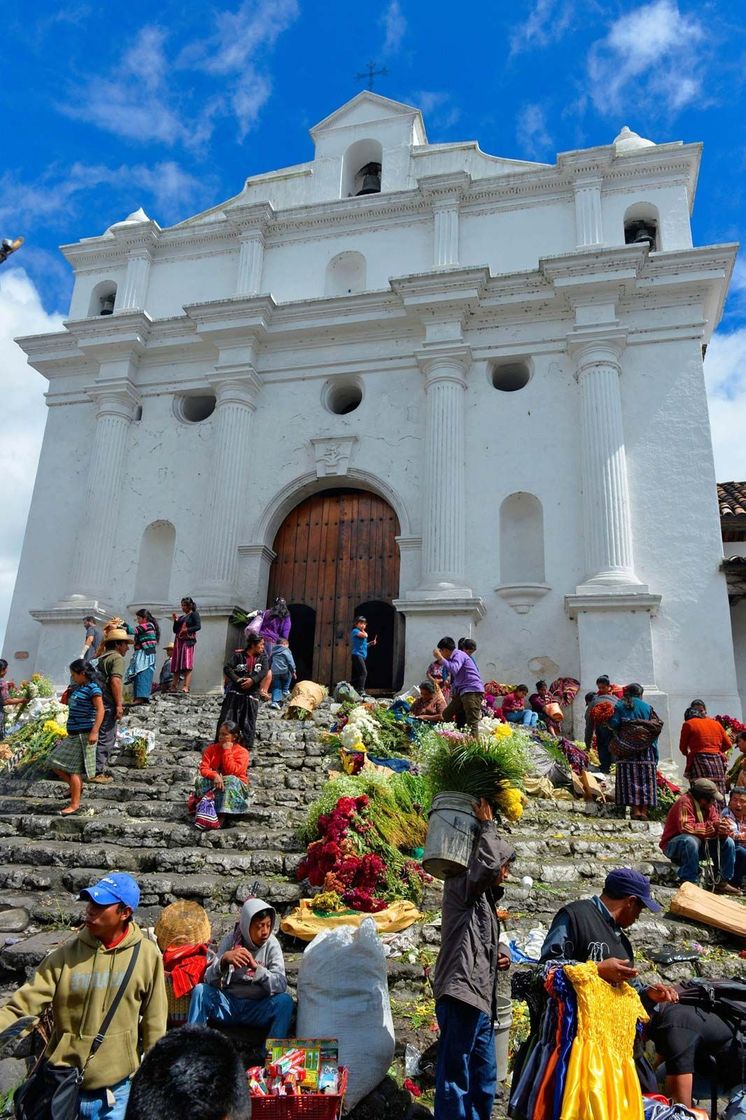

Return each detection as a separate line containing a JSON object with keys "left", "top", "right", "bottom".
{"left": 496, "top": 492, "right": 549, "bottom": 613}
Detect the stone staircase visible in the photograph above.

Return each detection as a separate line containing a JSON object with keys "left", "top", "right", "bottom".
{"left": 0, "top": 695, "right": 744, "bottom": 1117}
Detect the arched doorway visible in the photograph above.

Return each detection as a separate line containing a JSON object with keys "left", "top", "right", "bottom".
{"left": 268, "top": 488, "right": 402, "bottom": 689}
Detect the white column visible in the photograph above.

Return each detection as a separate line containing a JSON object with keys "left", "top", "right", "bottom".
{"left": 573, "top": 337, "right": 639, "bottom": 585}
{"left": 237, "top": 234, "right": 265, "bottom": 296}
{"left": 417, "top": 347, "right": 470, "bottom": 591}
{"left": 573, "top": 178, "right": 603, "bottom": 248}
{"left": 433, "top": 204, "right": 460, "bottom": 268}
{"left": 119, "top": 252, "right": 151, "bottom": 311}
{"left": 68, "top": 387, "right": 139, "bottom": 599}
{"left": 196, "top": 373, "right": 262, "bottom": 598}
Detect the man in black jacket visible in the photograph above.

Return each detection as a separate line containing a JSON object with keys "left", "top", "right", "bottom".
{"left": 432, "top": 797, "right": 516, "bottom": 1120}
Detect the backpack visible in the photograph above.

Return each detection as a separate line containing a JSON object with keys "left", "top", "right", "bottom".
{"left": 677, "top": 979, "right": 746, "bottom": 1082}
{"left": 194, "top": 792, "right": 220, "bottom": 831}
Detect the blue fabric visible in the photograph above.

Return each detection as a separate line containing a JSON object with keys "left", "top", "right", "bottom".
{"left": 666, "top": 834, "right": 736, "bottom": 883}
{"left": 79, "top": 1077, "right": 131, "bottom": 1120}
{"left": 66, "top": 680, "right": 102, "bottom": 733}
{"left": 505, "top": 710, "right": 539, "bottom": 727}
{"left": 368, "top": 755, "right": 411, "bottom": 771}
{"left": 187, "top": 983, "right": 294, "bottom": 1037}
{"left": 609, "top": 696, "right": 660, "bottom": 758}
{"left": 734, "top": 847, "right": 746, "bottom": 887}
{"left": 510, "top": 986, "right": 555, "bottom": 1117}
{"left": 271, "top": 671, "right": 291, "bottom": 703}
{"left": 351, "top": 627, "right": 368, "bottom": 658}
{"left": 435, "top": 996, "right": 497, "bottom": 1120}
{"left": 270, "top": 647, "right": 296, "bottom": 675}
{"left": 551, "top": 966, "right": 578, "bottom": 1117}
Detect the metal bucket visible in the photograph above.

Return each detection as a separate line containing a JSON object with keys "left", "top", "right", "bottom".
{"left": 422, "top": 792, "right": 479, "bottom": 879}
{"left": 494, "top": 995, "right": 512, "bottom": 1082}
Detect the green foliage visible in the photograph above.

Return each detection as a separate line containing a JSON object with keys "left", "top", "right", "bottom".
{"left": 420, "top": 732, "right": 531, "bottom": 801}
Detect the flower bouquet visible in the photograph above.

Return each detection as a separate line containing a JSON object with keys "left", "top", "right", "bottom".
{"left": 0, "top": 716, "right": 68, "bottom": 775}
{"left": 419, "top": 727, "right": 530, "bottom": 811}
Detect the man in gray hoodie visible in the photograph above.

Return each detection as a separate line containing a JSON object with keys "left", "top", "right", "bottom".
{"left": 432, "top": 798, "right": 516, "bottom": 1120}
{"left": 187, "top": 898, "right": 294, "bottom": 1038}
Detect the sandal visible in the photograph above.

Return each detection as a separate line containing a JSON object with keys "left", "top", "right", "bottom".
{"left": 59, "top": 806, "right": 81, "bottom": 816}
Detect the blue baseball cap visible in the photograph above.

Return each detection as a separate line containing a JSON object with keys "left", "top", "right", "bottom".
{"left": 79, "top": 873, "right": 140, "bottom": 911}
{"left": 604, "top": 868, "right": 662, "bottom": 913}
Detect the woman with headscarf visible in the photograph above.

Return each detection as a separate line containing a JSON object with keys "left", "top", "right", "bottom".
{"left": 127, "top": 609, "right": 160, "bottom": 705}
{"left": 258, "top": 597, "right": 291, "bottom": 661}
{"left": 608, "top": 683, "right": 660, "bottom": 820}
{"left": 171, "top": 597, "right": 201, "bottom": 694}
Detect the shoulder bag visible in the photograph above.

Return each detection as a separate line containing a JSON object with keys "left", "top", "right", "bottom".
{"left": 14, "top": 940, "right": 142, "bottom": 1120}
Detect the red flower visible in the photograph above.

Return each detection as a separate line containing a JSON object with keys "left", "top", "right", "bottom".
{"left": 403, "top": 1080, "right": 421, "bottom": 1098}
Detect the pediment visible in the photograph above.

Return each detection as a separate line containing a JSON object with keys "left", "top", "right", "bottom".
{"left": 310, "top": 92, "right": 426, "bottom": 140}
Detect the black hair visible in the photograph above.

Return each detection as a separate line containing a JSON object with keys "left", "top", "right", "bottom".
{"left": 181, "top": 597, "right": 197, "bottom": 612}
{"left": 266, "top": 597, "right": 289, "bottom": 621}
{"left": 104, "top": 639, "right": 122, "bottom": 650}
{"left": 516, "top": 684, "right": 529, "bottom": 694}
{"left": 536, "top": 680, "right": 547, "bottom": 691}
{"left": 249, "top": 907, "right": 273, "bottom": 926}
{"left": 596, "top": 675, "right": 611, "bottom": 686}
{"left": 624, "top": 682, "right": 643, "bottom": 699}
{"left": 584, "top": 691, "right": 596, "bottom": 705}
{"left": 83, "top": 615, "right": 95, "bottom": 624}
{"left": 0, "top": 659, "right": 7, "bottom": 675}
{"left": 69, "top": 659, "right": 97, "bottom": 680}
{"left": 458, "top": 638, "right": 477, "bottom": 653}
{"left": 601, "top": 884, "right": 633, "bottom": 902}
{"left": 124, "top": 1025, "right": 250, "bottom": 1120}
{"left": 437, "top": 636, "right": 456, "bottom": 652}
{"left": 244, "top": 632, "right": 264, "bottom": 651}
{"left": 135, "top": 609, "right": 161, "bottom": 643}
{"left": 218, "top": 720, "right": 242, "bottom": 743}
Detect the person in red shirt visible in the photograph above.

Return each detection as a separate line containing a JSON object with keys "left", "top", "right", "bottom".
{"left": 660, "top": 778, "right": 738, "bottom": 892}
{"left": 191, "top": 721, "right": 250, "bottom": 830}
{"left": 679, "top": 705, "right": 732, "bottom": 794}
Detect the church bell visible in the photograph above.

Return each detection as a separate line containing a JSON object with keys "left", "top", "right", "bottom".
{"left": 625, "top": 220, "right": 657, "bottom": 250}
{"left": 356, "top": 162, "right": 382, "bottom": 195}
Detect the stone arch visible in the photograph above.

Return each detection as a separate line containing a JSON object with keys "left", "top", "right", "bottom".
{"left": 325, "top": 251, "right": 367, "bottom": 296}
{"left": 499, "top": 492, "right": 545, "bottom": 584}
{"left": 623, "top": 201, "right": 660, "bottom": 250}
{"left": 133, "top": 520, "right": 176, "bottom": 604}
{"left": 88, "top": 279, "right": 118, "bottom": 317}
{"left": 341, "top": 138, "right": 383, "bottom": 198}
{"left": 254, "top": 468, "right": 412, "bottom": 548}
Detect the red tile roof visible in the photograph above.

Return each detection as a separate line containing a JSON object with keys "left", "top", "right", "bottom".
{"left": 718, "top": 482, "right": 746, "bottom": 519}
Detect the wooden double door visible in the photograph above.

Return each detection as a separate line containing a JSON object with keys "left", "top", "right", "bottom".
{"left": 267, "top": 489, "right": 402, "bottom": 689}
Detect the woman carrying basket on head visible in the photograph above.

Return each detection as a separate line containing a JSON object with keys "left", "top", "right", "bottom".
{"left": 608, "top": 683, "right": 662, "bottom": 821}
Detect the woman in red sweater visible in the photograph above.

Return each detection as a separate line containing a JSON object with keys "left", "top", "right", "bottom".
{"left": 679, "top": 704, "right": 732, "bottom": 795}
{"left": 191, "top": 721, "right": 250, "bottom": 829}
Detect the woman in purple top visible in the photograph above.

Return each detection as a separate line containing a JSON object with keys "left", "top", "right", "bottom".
{"left": 258, "top": 598, "right": 292, "bottom": 660}
{"left": 432, "top": 636, "right": 485, "bottom": 739}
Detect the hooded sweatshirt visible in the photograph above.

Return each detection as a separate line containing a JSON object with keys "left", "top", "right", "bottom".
{"left": 432, "top": 822, "right": 516, "bottom": 1020}
{"left": 204, "top": 898, "right": 287, "bottom": 1000}
{"left": 0, "top": 922, "right": 166, "bottom": 1090}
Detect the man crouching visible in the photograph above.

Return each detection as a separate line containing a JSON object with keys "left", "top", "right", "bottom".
{"left": 187, "top": 898, "right": 294, "bottom": 1039}
{"left": 432, "top": 797, "right": 515, "bottom": 1120}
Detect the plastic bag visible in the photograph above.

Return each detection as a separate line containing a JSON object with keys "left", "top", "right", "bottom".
{"left": 296, "top": 919, "right": 395, "bottom": 1111}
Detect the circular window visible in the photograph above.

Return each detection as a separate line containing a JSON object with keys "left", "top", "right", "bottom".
{"left": 323, "top": 379, "right": 363, "bottom": 415}
{"left": 490, "top": 360, "right": 531, "bottom": 392}
{"left": 175, "top": 394, "right": 217, "bottom": 423}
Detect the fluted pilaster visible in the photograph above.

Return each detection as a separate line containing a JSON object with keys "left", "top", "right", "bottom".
{"left": 119, "top": 254, "right": 151, "bottom": 311}
{"left": 573, "top": 337, "right": 639, "bottom": 585}
{"left": 237, "top": 235, "right": 265, "bottom": 296}
{"left": 573, "top": 178, "right": 603, "bottom": 248}
{"left": 418, "top": 348, "right": 470, "bottom": 589}
{"left": 68, "top": 388, "right": 139, "bottom": 598}
{"left": 196, "top": 374, "right": 262, "bottom": 597}
{"left": 433, "top": 205, "right": 459, "bottom": 268}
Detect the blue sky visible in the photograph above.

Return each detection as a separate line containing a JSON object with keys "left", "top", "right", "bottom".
{"left": 1, "top": 0, "right": 745, "bottom": 644}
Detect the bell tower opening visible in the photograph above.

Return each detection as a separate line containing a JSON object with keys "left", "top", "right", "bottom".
{"left": 341, "top": 139, "right": 384, "bottom": 198}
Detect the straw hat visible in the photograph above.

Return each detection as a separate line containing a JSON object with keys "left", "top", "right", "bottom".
{"left": 155, "top": 900, "right": 211, "bottom": 951}
{"left": 164, "top": 642, "right": 175, "bottom": 652}
{"left": 107, "top": 628, "right": 133, "bottom": 643}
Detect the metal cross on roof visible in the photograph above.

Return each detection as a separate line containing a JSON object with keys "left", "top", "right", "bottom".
{"left": 355, "top": 61, "right": 388, "bottom": 90}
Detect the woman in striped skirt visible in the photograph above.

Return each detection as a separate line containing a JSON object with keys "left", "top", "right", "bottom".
{"left": 608, "top": 683, "right": 659, "bottom": 821}
{"left": 49, "top": 660, "right": 104, "bottom": 815}
{"left": 680, "top": 702, "right": 732, "bottom": 795}
{"left": 127, "top": 609, "right": 160, "bottom": 704}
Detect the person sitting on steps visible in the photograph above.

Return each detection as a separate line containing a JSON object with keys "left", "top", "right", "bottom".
{"left": 659, "top": 777, "right": 739, "bottom": 893}
{"left": 187, "top": 898, "right": 294, "bottom": 1040}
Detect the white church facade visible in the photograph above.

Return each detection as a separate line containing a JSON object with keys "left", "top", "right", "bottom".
{"left": 4, "top": 92, "right": 742, "bottom": 757}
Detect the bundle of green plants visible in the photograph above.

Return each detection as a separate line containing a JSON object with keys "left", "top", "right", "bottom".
{"left": 298, "top": 771, "right": 427, "bottom": 851}
{"left": 370, "top": 705, "right": 414, "bottom": 756}
{"left": 420, "top": 731, "right": 531, "bottom": 802}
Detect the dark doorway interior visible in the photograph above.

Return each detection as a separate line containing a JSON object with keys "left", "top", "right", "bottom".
{"left": 354, "top": 600, "right": 404, "bottom": 692}
{"left": 288, "top": 603, "right": 316, "bottom": 683}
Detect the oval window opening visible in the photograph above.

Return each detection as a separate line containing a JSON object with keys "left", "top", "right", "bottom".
{"left": 177, "top": 394, "right": 216, "bottom": 423}
{"left": 491, "top": 361, "right": 531, "bottom": 392}
{"left": 325, "top": 380, "right": 363, "bottom": 415}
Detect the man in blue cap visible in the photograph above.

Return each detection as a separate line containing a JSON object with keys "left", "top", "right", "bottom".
{"left": 0, "top": 872, "right": 166, "bottom": 1119}
{"left": 540, "top": 867, "right": 679, "bottom": 1002}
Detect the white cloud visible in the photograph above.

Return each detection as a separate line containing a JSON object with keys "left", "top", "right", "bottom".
{"left": 0, "top": 269, "right": 64, "bottom": 650}
{"left": 587, "top": 0, "right": 706, "bottom": 116}
{"left": 516, "top": 103, "right": 553, "bottom": 159}
{"left": 410, "top": 90, "right": 460, "bottom": 131}
{"left": 64, "top": 2, "right": 300, "bottom": 147}
{"left": 510, "top": 0, "right": 574, "bottom": 55}
{"left": 704, "top": 327, "right": 746, "bottom": 482}
{"left": 381, "top": 0, "right": 407, "bottom": 56}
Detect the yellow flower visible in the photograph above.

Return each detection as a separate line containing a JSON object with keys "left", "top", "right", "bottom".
{"left": 495, "top": 780, "right": 526, "bottom": 822}
{"left": 492, "top": 723, "right": 513, "bottom": 740}
{"left": 43, "top": 720, "right": 68, "bottom": 738}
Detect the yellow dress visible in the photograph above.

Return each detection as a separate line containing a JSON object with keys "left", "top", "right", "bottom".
{"left": 560, "top": 961, "right": 648, "bottom": 1120}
